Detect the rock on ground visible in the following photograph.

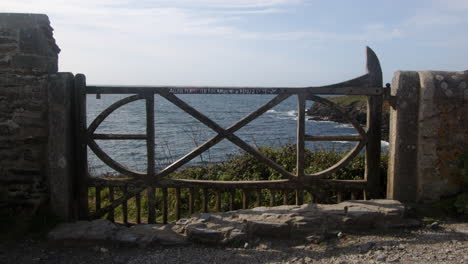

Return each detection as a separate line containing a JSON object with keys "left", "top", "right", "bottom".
{"left": 1, "top": 222, "right": 467, "bottom": 264}
{"left": 48, "top": 200, "right": 410, "bottom": 246}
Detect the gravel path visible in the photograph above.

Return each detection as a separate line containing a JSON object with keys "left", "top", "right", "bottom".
{"left": 1, "top": 222, "right": 466, "bottom": 264}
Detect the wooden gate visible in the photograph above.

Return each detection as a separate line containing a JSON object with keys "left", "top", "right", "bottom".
{"left": 73, "top": 47, "right": 384, "bottom": 224}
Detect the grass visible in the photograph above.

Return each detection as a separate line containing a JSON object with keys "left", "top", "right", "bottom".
{"left": 88, "top": 145, "right": 389, "bottom": 224}
{"left": 319, "top": 95, "right": 391, "bottom": 113}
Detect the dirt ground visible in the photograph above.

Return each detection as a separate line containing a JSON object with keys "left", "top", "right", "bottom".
{"left": 0, "top": 222, "right": 466, "bottom": 264}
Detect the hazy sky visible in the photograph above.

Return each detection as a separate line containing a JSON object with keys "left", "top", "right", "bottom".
{"left": 3, "top": 0, "right": 468, "bottom": 86}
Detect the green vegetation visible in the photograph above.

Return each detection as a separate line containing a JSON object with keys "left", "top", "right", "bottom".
{"left": 454, "top": 152, "right": 468, "bottom": 215}
{"left": 89, "top": 145, "right": 389, "bottom": 223}
{"left": 323, "top": 95, "right": 367, "bottom": 107}
{"left": 323, "top": 95, "right": 390, "bottom": 112}
{"left": 0, "top": 205, "right": 62, "bottom": 239}
{"left": 422, "top": 151, "right": 468, "bottom": 218}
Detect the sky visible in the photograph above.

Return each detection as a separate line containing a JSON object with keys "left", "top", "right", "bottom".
{"left": 2, "top": 0, "right": 468, "bottom": 86}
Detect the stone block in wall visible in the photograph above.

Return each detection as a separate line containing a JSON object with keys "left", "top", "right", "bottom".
{"left": 0, "top": 13, "right": 59, "bottom": 74}
{"left": 47, "top": 72, "right": 75, "bottom": 221}
{"left": 416, "top": 71, "right": 467, "bottom": 202}
{"left": 0, "top": 13, "right": 69, "bottom": 223}
{"left": 388, "top": 70, "right": 468, "bottom": 202}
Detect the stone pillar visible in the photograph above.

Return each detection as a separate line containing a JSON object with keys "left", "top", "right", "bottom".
{"left": 387, "top": 70, "right": 468, "bottom": 202}
{"left": 0, "top": 13, "right": 75, "bottom": 221}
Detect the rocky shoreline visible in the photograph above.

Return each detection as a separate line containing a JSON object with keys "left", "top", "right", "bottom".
{"left": 306, "top": 96, "right": 390, "bottom": 141}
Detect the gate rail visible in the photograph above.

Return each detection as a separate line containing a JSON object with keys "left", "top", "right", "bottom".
{"left": 74, "top": 47, "right": 384, "bottom": 223}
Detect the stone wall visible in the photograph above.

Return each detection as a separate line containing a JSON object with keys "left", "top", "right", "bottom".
{"left": 387, "top": 71, "right": 468, "bottom": 202}
{"left": 0, "top": 13, "right": 75, "bottom": 221}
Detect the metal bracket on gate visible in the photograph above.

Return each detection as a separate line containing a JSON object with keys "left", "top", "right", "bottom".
{"left": 383, "top": 83, "right": 397, "bottom": 109}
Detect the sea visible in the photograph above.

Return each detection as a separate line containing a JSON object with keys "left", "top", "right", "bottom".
{"left": 87, "top": 94, "right": 389, "bottom": 175}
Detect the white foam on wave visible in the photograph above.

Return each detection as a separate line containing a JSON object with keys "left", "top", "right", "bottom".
{"left": 381, "top": 140, "right": 390, "bottom": 147}
{"left": 266, "top": 109, "right": 297, "bottom": 120}
{"left": 334, "top": 123, "right": 353, "bottom": 128}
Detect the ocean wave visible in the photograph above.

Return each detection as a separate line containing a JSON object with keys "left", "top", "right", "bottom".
{"left": 334, "top": 123, "right": 353, "bottom": 128}
{"left": 381, "top": 140, "right": 390, "bottom": 147}
{"left": 266, "top": 109, "right": 297, "bottom": 120}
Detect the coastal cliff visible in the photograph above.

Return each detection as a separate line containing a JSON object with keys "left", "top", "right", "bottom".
{"left": 306, "top": 96, "right": 390, "bottom": 141}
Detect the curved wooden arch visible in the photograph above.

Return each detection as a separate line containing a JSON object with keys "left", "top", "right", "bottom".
{"left": 87, "top": 94, "right": 147, "bottom": 178}
{"left": 302, "top": 95, "right": 367, "bottom": 178}
{"left": 87, "top": 94, "right": 144, "bottom": 134}
{"left": 87, "top": 139, "right": 146, "bottom": 178}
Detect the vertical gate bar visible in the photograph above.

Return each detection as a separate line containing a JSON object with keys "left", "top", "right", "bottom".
{"left": 269, "top": 190, "right": 275, "bottom": 207}
{"left": 365, "top": 95, "right": 383, "bottom": 198}
{"left": 202, "top": 189, "right": 208, "bottom": 213}
{"left": 189, "top": 188, "right": 195, "bottom": 215}
{"left": 175, "top": 188, "right": 181, "bottom": 220}
{"left": 162, "top": 188, "right": 168, "bottom": 224}
{"left": 283, "top": 190, "right": 288, "bottom": 205}
{"left": 74, "top": 74, "right": 88, "bottom": 220}
{"left": 146, "top": 93, "right": 156, "bottom": 224}
{"left": 229, "top": 190, "right": 234, "bottom": 211}
{"left": 122, "top": 186, "right": 128, "bottom": 224}
{"left": 296, "top": 93, "right": 306, "bottom": 180}
{"left": 310, "top": 193, "right": 315, "bottom": 203}
{"left": 255, "top": 189, "right": 261, "bottom": 207}
{"left": 147, "top": 188, "right": 155, "bottom": 224}
{"left": 242, "top": 189, "right": 248, "bottom": 209}
{"left": 295, "top": 189, "right": 304, "bottom": 205}
{"left": 108, "top": 186, "right": 115, "bottom": 222}
{"left": 351, "top": 192, "right": 357, "bottom": 200}
{"left": 135, "top": 192, "right": 141, "bottom": 224}
{"left": 336, "top": 192, "right": 342, "bottom": 203}
{"left": 216, "top": 190, "right": 222, "bottom": 212}
{"left": 95, "top": 186, "right": 101, "bottom": 212}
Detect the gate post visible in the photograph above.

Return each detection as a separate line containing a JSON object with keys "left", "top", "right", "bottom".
{"left": 74, "top": 74, "right": 88, "bottom": 219}
{"left": 387, "top": 71, "right": 467, "bottom": 202}
{"left": 364, "top": 47, "right": 383, "bottom": 198}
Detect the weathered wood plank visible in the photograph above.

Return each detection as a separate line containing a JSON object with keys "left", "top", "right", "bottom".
{"left": 304, "top": 135, "right": 362, "bottom": 141}
{"left": 202, "top": 189, "right": 208, "bottom": 213}
{"left": 189, "top": 188, "right": 195, "bottom": 215}
{"left": 242, "top": 190, "right": 248, "bottom": 209}
{"left": 92, "top": 134, "right": 147, "bottom": 140}
{"left": 175, "top": 188, "right": 181, "bottom": 220}
{"left": 255, "top": 189, "right": 261, "bottom": 207}
{"left": 122, "top": 186, "right": 128, "bottom": 224}
{"left": 295, "top": 189, "right": 304, "bottom": 205}
{"left": 162, "top": 188, "right": 168, "bottom": 224}
{"left": 296, "top": 94, "right": 306, "bottom": 180}
{"left": 336, "top": 192, "right": 342, "bottom": 203}
{"left": 86, "top": 85, "right": 383, "bottom": 95}
{"left": 229, "top": 191, "right": 234, "bottom": 211}
{"left": 365, "top": 46, "right": 383, "bottom": 199}
{"left": 216, "top": 190, "right": 222, "bottom": 212}
{"left": 365, "top": 96, "right": 383, "bottom": 198}
{"left": 108, "top": 186, "right": 115, "bottom": 222}
{"left": 283, "top": 190, "right": 288, "bottom": 205}
{"left": 135, "top": 192, "right": 141, "bottom": 224}
{"left": 89, "top": 177, "right": 368, "bottom": 192}
{"left": 146, "top": 93, "right": 156, "bottom": 224}
{"left": 95, "top": 186, "right": 101, "bottom": 212}
{"left": 74, "top": 74, "right": 89, "bottom": 220}
{"left": 147, "top": 187, "right": 156, "bottom": 224}
{"left": 269, "top": 190, "right": 275, "bottom": 207}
